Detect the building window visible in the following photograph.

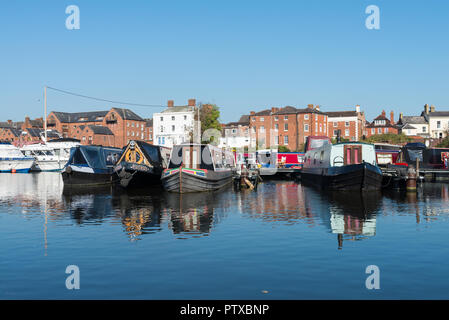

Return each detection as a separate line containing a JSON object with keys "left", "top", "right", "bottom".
{"left": 172, "top": 125, "right": 175, "bottom": 132}
{"left": 160, "top": 126, "right": 164, "bottom": 133}
{"left": 252, "top": 117, "right": 255, "bottom": 122}
{"left": 333, "top": 130, "right": 338, "bottom": 137}
{"left": 423, "top": 126, "right": 427, "bottom": 133}
{"left": 252, "top": 127, "right": 256, "bottom": 133}
{"left": 345, "top": 129, "right": 349, "bottom": 136}
{"left": 284, "top": 116, "right": 288, "bottom": 120}
{"left": 160, "top": 117, "right": 163, "bottom": 121}
{"left": 304, "top": 114, "right": 309, "bottom": 120}
{"left": 260, "top": 126, "right": 265, "bottom": 133}
{"left": 319, "top": 124, "right": 322, "bottom": 132}
{"left": 378, "top": 128, "right": 382, "bottom": 134}
{"left": 171, "top": 116, "right": 175, "bottom": 121}
{"left": 315, "top": 123, "right": 318, "bottom": 132}
{"left": 371, "top": 128, "right": 375, "bottom": 134}
{"left": 437, "top": 121, "right": 441, "bottom": 129}
{"left": 284, "top": 123, "right": 288, "bottom": 131}
{"left": 284, "top": 136, "right": 288, "bottom": 145}
{"left": 184, "top": 115, "right": 187, "bottom": 121}
{"left": 275, "top": 124, "right": 279, "bottom": 131}
{"left": 333, "top": 122, "right": 337, "bottom": 127}
{"left": 260, "top": 117, "right": 264, "bottom": 122}
{"left": 345, "top": 121, "right": 350, "bottom": 127}
{"left": 274, "top": 116, "right": 278, "bottom": 121}
{"left": 304, "top": 124, "right": 309, "bottom": 132}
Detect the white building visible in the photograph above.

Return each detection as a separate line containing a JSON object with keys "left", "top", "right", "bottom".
{"left": 153, "top": 99, "right": 198, "bottom": 148}
{"left": 422, "top": 104, "right": 449, "bottom": 139}
{"left": 397, "top": 114, "right": 429, "bottom": 137}
{"left": 219, "top": 115, "right": 251, "bottom": 149}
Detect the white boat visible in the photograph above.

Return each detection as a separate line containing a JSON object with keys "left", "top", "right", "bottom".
{"left": 20, "top": 139, "right": 81, "bottom": 172}
{"left": 0, "top": 142, "right": 35, "bottom": 173}
{"left": 45, "top": 138, "right": 81, "bottom": 169}
{"left": 20, "top": 144, "right": 61, "bottom": 172}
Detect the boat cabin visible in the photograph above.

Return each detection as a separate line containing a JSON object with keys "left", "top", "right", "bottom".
{"left": 304, "top": 142, "right": 377, "bottom": 168}
{"left": 397, "top": 143, "right": 449, "bottom": 169}
{"left": 168, "top": 144, "right": 235, "bottom": 171}
{"left": 66, "top": 145, "right": 122, "bottom": 173}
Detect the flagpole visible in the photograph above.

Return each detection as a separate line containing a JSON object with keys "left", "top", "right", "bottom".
{"left": 44, "top": 86, "right": 47, "bottom": 143}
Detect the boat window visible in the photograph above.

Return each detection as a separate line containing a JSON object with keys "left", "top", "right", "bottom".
{"left": 140, "top": 144, "right": 161, "bottom": 164}
{"left": 105, "top": 150, "right": 120, "bottom": 166}
{"left": 71, "top": 149, "right": 88, "bottom": 165}
{"left": 320, "top": 151, "right": 324, "bottom": 161}
{"left": 407, "top": 149, "right": 423, "bottom": 162}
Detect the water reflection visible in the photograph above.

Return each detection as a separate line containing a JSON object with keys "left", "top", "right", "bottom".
{"left": 2, "top": 173, "right": 449, "bottom": 248}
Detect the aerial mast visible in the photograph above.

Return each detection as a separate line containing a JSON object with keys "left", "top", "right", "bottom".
{"left": 44, "top": 85, "right": 47, "bottom": 143}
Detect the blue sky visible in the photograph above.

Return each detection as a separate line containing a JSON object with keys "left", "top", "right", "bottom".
{"left": 1, "top": 0, "right": 449, "bottom": 123}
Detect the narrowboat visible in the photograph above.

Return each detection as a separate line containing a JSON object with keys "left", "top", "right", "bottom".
{"left": 161, "top": 144, "right": 235, "bottom": 193}
{"left": 114, "top": 140, "right": 171, "bottom": 188}
{"left": 62, "top": 145, "right": 122, "bottom": 186}
{"left": 374, "top": 143, "right": 401, "bottom": 166}
{"left": 396, "top": 143, "right": 449, "bottom": 169}
{"left": 0, "top": 142, "right": 35, "bottom": 173}
{"left": 301, "top": 142, "right": 383, "bottom": 191}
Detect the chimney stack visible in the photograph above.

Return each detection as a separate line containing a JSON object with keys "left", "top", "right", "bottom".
{"left": 307, "top": 104, "right": 314, "bottom": 109}
{"left": 424, "top": 104, "right": 429, "bottom": 114}
{"left": 356, "top": 105, "right": 360, "bottom": 113}
{"left": 390, "top": 111, "right": 394, "bottom": 124}
{"left": 400, "top": 112, "right": 403, "bottom": 121}
{"left": 315, "top": 105, "right": 320, "bottom": 111}
{"left": 381, "top": 110, "right": 386, "bottom": 117}
{"left": 250, "top": 111, "right": 256, "bottom": 116}
{"left": 271, "top": 107, "right": 279, "bottom": 113}
{"left": 430, "top": 105, "right": 435, "bottom": 113}
{"left": 188, "top": 99, "right": 196, "bottom": 107}
{"left": 167, "top": 100, "right": 174, "bottom": 108}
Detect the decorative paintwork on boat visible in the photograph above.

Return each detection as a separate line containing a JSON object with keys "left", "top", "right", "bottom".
{"left": 161, "top": 144, "right": 235, "bottom": 193}
{"left": 114, "top": 140, "right": 170, "bottom": 188}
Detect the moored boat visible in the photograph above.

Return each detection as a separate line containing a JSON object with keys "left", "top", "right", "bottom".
{"left": 62, "top": 145, "right": 122, "bottom": 186}
{"left": 161, "top": 144, "right": 235, "bottom": 193}
{"left": 20, "top": 143, "right": 61, "bottom": 172}
{"left": 301, "top": 142, "right": 383, "bottom": 191}
{"left": 0, "top": 142, "right": 35, "bottom": 173}
{"left": 114, "top": 140, "right": 171, "bottom": 188}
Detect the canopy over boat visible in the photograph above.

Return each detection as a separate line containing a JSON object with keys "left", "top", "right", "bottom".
{"left": 66, "top": 145, "right": 122, "bottom": 173}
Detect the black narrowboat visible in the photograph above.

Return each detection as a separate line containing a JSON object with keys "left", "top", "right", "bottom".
{"left": 113, "top": 140, "right": 171, "bottom": 188}
{"left": 161, "top": 144, "right": 235, "bottom": 193}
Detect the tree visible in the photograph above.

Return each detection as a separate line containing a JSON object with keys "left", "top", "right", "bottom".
{"left": 198, "top": 103, "right": 221, "bottom": 144}
{"left": 277, "top": 145, "right": 291, "bottom": 152}
{"left": 364, "top": 133, "right": 413, "bottom": 144}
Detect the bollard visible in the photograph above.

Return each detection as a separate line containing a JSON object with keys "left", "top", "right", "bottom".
{"left": 406, "top": 167, "right": 417, "bottom": 192}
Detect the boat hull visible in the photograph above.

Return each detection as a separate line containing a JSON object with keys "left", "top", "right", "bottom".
{"left": 161, "top": 168, "right": 232, "bottom": 193}
{"left": 0, "top": 158, "right": 35, "bottom": 173}
{"left": 301, "top": 162, "right": 383, "bottom": 191}
{"left": 115, "top": 162, "right": 162, "bottom": 188}
{"left": 62, "top": 166, "right": 118, "bottom": 187}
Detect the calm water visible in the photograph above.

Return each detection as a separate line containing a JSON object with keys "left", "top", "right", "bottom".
{"left": 1, "top": 172, "right": 449, "bottom": 299}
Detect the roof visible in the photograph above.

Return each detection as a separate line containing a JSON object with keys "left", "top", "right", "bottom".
{"left": 273, "top": 106, "right": 297, "bottom": 115}
{"left": 26, "top": 128, "right": 43, "bottom": 137}
{"left": 400, "top": 116, "right": 427, "bottom": 125}
{"left": 326, "top": 111, "right": 358, "bottom": 118}
{"left": 401, "top": 124, "right": 417, "bottom": 130}
{"left": 4, "top": 128, "right": 22, "bottom": 137}
{"left": 238, "top": 115, "right": 250, "bottom": 124}
{"left": 224, "top": 115, "right": 250, "bottom": 127}
{"left": 253, "top": 109, "right": 272, "bottom": 116}
{"left": 296, "top": 107, "right": 326, "bottom": 115}
{"left": 51, "top": 111, "right": 109, "bottom": 123}
{"left": 160, "top": 106, "right": 195, "bottom": 114}
{"left": 111, "top": 108, "right": 144, "bottom": 121}
{"left": 85, "top": 125, "right": 114, "bottom": 135}
{"left": 145, "top": 118, "right": 153, "bottom": 126}
{"left": 427, "top": 111, "right": 449, "bottom": 117}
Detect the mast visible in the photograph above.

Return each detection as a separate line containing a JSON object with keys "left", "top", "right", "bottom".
{"left": 44, "top": 86, "right": 47, "bottom": 143}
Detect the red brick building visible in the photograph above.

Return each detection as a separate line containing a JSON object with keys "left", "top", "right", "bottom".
{"left": 326, "top": 106, "right": 366, "bottom": 141}
{"left": 249, "top": 104, "right": 328, "bottom": 151}
{"left": 365, "top": 110, "right": 399, "bottom": 138}
{"left": 46, "top": 107, "right": 149, "bottom": 148}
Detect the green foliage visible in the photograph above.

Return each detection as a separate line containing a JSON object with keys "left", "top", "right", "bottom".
{"left": 363, "top": 133, "right": 413, "bottom": 144}
{"left": 277, "top": 145, "right": 291, "bottom": 152}
{"left": 199, "top": 103, "right": 221, "bottom": 144}
{"left": 331, "top": 137, "right": 350, "bottom": 144}
{"left": 437, "top": 136, "right": 449, "bottom": 147}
